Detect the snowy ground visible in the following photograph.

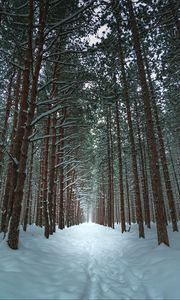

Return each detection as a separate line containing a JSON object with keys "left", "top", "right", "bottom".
{"left": 0, "top": 222, "right": 180, "bottom": 300}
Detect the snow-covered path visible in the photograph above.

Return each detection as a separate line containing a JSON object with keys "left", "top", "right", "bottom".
{"left": 0, "top": 223, "right": 180, "bottom": 299}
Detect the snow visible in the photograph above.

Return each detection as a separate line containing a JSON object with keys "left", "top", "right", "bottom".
{"left": 0, "top": 222, "right": 180, "bottom": 300}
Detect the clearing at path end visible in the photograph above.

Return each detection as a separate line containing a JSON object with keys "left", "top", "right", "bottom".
{"left": 0, "top": 222, "right": 180, "bottom": 299}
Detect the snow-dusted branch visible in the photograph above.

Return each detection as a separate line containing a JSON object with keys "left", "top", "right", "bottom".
{"left": 31, "top": 102, "right": 68, "bottom": 126}
{"left": 55, "top": 133, "right": 79, "bottom": 145}
{"left": 38, "top": 79, "right": 54, "bottom": 92}
{"left": 45, "top": 0, "right": 95, "bottom": 36}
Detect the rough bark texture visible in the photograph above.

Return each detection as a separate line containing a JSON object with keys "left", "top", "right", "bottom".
{"left": 127, "top": 0, "right": 169, "bottom": 246}
{"left": 8, "top": 0, "right": 48, "bottom": 249}
{"left": 23, "top": 143, "right": 34, "bottom": 232}
{"left": 0, "top": 6, "right": 32, "bottom": 233}
{"left": 134, "top": 97, "right": 151, "bottom": 228}
{"left": 144, "top": 50, "right": 178, "bottom": 232}
{"left": 111, "top": 0, "right": 144, "bottom": 238}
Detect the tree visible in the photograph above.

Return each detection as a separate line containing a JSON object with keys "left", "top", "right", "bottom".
{"left": 126, "top": 0, "right": 169, "bottom": 246}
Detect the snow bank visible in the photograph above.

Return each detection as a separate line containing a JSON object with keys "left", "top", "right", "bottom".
{"left": 0, "top": 223, "right": 180, "bottom": 299}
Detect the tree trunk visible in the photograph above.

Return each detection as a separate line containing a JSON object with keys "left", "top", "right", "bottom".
{"left": 42, "top": 117, "right": 51, "bottom": 239}
{"left": 0, "top": 71, "right": 15, "bottom": 187}
{"left": 115, "top": 97, "right": 126, "bottom": 233}
{"left": 23, "top": 143, "right": 34, "bottom": 231}
{"left": 35, "top": 149, "right": 43, "bottom": 227}
{"left": 48, "top": 113, "right": 57, "bottom": 234}
{"left": 109, "top": 111, "right": 115, "bottom": 228}
{"left": 127, "top": 0, "right": 169, "bottom": 245}
{"left": 1, "top": 0, "right": 33, "bottom": 238}
{"left": 58, "top": 109, "right": 66, "bottom": 230}
{"left": 107, "top": 112, "right": 112, "bottom": 228}
{"left": 143, "top": 49, "right": 178, "bottom": 232}
{"left": 168, "top": 145, "right": 180, "bottom": 199}
{"left": 134, "top": 97, "right": 151, "bottom": 228}
{"left": 8, "top": 0, "right": 48, "bottom": 249}
{"left": 111, "top": 0, "right": 144, "bottom": 238}
{"left": 125, "top": 161, "right": 131, "bottom": 226}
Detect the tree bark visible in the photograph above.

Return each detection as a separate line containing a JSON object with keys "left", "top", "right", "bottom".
{"left": 125, "top": 161, "right": 131, "bottom": 226}
{"left": 109, "top": 110, "right": 115, "bottom": 228}
{"left": 0, "top": 71, "right": 15, "bottom": 186}
{"left": 134, "top": 97, "right": 151, "bottom": 228}
{"left": 115, "top": 97, "right": 126, "bottom": 233}
{"left": 143, "top": 49, "right": 178, "bottom": 232}
{"left": 127, "top": 0, "right": 169, "bottom": 245}
{"left": 48, "top": 113, "right": 57, "bottom": 234}
{"left": 58, "top": 108, "right": 66, "bottom": 230}
{"left": 42, "top": 117, "right": 51, "bottom": 239}
{"left": 107, "top": 111, "right": 113, "bottom": 228}
{"left": 8, "top": 0, "right": 48, "bottom": 249}
{"left": 23, "top": 143, "right": 34, "bottom": 231}
{"left": 111, "top": 0, "right": 144, "bottom": 238}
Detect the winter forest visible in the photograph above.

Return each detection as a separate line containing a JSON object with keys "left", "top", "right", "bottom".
{"left": 0, "top": 0, "right": 180, "bottom": 299}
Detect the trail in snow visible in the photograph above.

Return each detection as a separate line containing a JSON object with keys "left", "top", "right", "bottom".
{"left": 0, "top": 222, "right": 180, "bottom": 300}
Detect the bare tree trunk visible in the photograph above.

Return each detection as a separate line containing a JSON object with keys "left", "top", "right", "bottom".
{"left": 115, "top": 97, "right": 126, "bottom": 233}
{"left": 58, "top": 109, "right": 66, "bottom": 230}
{"left": 48, "top": 113, "right": 57, "bottom": 234}
{"left": 107, "top": 112, "right": 112, "bottom": 228}
{"left": 23, "top": 143, "right": 34, "bottom": 231}
{"left": 35, "top": 149, "right": 43, "bottom": 227}
{"left": 168, "top": 145, "right": 180, "bottom": 198}
{"left": 109, "top": 111, "right": 115, "bottom": 229}
{"left": 125, "top": 161, "right": 131, "bottom": 227}
{"left": 134, "top": 97, "right": 151, "bottom": 228}
{"left": 8, "top": 0, "right": 48, "bottom": 249}
{"left": 127, "top": 0, "right": 169, "bottom": 245}
{"left": 111, "top": 0, "right": 144, "bottom": 238}
{"left": 66, "top": 167, "right": 71, "bottom": 228}
{"left": 143, "top": 49, "right": 178, "bottom": 232}
{"left": 0, "top": 71, "right": 15, "bottom": 186}
{"left": 0, "top": 70, "right": 21, "bottom": 232}
{"left": 66, "top": 168, "right": 75, "bottom": 227}
{"left": 42, "top": 117, "right": 50, "bottom": 239}
{"left": 1, "top": 0, "right": 33, "bottom": 238}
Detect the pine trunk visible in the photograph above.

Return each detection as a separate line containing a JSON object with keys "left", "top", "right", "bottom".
{"left": 134, "top": 98, "right": 151, "bottom": 228}
{"left": 118, "top": 35, "right": 144, "bottom": 237}
{"left": 125, "top": 161, "right": 131, "bottom": 226}
{"left": 115, "top": 98, "right": 126, "bottom": 233}
{"left": 0, "top": 71, "right": 15, "bottom": 186}
{"left": 23, "top": 143, "right": 34, "bottom": 231}
{"left": 58, "top": 109, "right": 66, "bottom": 230}
{"left": 144, "top": 50, "right": 178, "bottom": 232}
{"left": 42, "top": 117, "right": 50, "bottom": 239}
{"left": 109, "top": 111, "right": 115, "bottom": 228}
{"left": 7, "top": 0, "right": 48, "bottom": 249}
{"left": 127, "top": 0, "right": 169, "bottom": 245}
{"left": 48, "top": 113, "right": 57, "bottom": 234}
{"left": 107, "top": 112, "right": 112, "bottom": 228}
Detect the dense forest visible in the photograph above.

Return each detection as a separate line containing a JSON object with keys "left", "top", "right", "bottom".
{"left": 0, "top": 0, "right": 179, "bottom": 250}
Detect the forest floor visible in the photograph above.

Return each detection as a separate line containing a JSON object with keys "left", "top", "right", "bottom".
{"left": 0, "top": 222, "right": 180, "bottom": 300}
